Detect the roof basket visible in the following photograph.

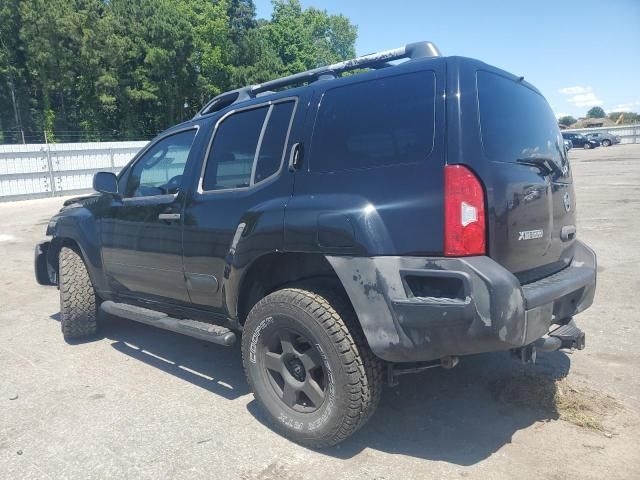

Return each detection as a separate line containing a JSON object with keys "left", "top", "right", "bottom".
{"left": 195, "top": 41, "right": 441, "bottom": 118}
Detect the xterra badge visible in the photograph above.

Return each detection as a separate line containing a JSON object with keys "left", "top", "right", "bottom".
{"left": 518, "top": 229, "right": 543, "bottom": 241}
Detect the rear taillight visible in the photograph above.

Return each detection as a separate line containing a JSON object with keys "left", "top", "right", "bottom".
{"left": 444, "top": 165, "right": 486, "bottom": 256}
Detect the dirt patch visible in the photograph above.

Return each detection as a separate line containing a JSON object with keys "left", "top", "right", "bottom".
{"left": 490, "top": 372, "right": 621, "bottom": 432}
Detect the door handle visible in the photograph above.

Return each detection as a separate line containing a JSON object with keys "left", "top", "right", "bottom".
{"left": 288, "top": 142, "right": 303, "bottom": 172}
{"left": 158, "top": 213, "right": 181, "bottom": 221}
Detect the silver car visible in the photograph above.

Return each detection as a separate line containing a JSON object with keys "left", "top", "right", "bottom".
{"left": 586, "top": 132, "right": 621, "bottom": 147}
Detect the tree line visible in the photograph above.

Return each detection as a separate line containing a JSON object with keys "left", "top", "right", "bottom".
{"left": 0, "top": 0, "right": 357, "bottom": 144}
{"left": 559, "top": 107, "right": 640, "bottom": 127}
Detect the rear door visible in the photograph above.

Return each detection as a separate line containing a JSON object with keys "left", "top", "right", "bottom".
{"left": 181, "top": 96, "right": 300, "bottom": 311}
{"left": 448, "top": 60, "right": 576, "bottom": 283}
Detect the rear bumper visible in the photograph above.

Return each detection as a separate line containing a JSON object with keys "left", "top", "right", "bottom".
{"left": 327, "top": 240, "right": 596, "bottom": 363}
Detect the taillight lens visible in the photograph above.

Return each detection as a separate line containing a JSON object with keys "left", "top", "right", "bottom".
{"left": 444, "top": 165, "right": 486, "bottom": 256}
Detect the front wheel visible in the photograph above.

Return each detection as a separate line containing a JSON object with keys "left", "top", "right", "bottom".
{"left": 602, "top": 139, "right": 611, "bottom": 147}
{"left": 59, "top": 246, "right": 98, "bottom": 340}
{"left": 241, "top": 287, "right": 383, "bottom": 448}
{"left": 583, "top": 142, "right": 592, "bottom": 149}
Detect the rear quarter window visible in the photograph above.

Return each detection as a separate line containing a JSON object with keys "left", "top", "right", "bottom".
{"left": 310, "top": 71, "right": 436, "bottom": 173}
{"left": 477, "top": 70, "right": 565, "bottom": 165}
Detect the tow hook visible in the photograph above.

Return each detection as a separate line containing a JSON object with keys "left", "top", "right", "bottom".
{"left": 387, "top": 356, "right": 459, "bottom": 387}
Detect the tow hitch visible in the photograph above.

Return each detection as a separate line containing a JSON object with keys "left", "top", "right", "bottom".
{"left": 387, "top": 356, "right": 459, "bottom": 387}
{"left": 512, "top": 319, "right": 586, "bottom": 364}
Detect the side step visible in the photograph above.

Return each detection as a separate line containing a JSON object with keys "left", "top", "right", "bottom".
{"left": 100, "top": 301, "right": 236, "bottom": 346}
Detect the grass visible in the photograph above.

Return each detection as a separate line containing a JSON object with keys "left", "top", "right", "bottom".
{"left": 490, "top": 371, "right": 620, "bottom": 432}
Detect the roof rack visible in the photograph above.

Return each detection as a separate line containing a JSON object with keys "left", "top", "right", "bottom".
{"left": 195, "top": 41, "right": 441, "bottom": 117}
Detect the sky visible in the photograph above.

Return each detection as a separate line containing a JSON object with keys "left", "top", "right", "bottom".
{"left": 254, "top": 0, "right": 640, "bottom": 119}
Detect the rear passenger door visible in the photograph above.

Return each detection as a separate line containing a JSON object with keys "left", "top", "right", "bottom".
{"left": 182, "top": 97, "right": 300, "bottom": 310}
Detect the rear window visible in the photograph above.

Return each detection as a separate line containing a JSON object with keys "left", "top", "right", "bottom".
{"left": 310, "top": 71, "right": 436, "bottom": 173}
{"left": 478, "top": 71, "right": 565, "bottom": 165}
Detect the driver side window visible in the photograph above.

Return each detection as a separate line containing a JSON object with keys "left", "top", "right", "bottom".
{"left": 126, "top": 129, "right": 196, "bottom": 197}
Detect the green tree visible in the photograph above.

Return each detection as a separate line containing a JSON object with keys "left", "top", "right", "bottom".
{"left": 558, "top": 115, "right": 577, "bottom": 126}
{"left": 18, "top": 0, "right": 107, "bottom": 141}
{"left": 0, "top": 0, "right": 36, "bottom": 141}
{"left": 586, "top": 106, "right": 606, "bottom": 118}
{"left": 264, "top": 0, "right": 357, "bottom": 74}
{"left": 0, "top": 0, "right": 358, "bottom": 143}
{"left": 608, "top": 111, "right": 640, "bottom": 125}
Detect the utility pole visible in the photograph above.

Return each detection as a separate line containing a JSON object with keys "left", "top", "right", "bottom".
{"left": 44, "top": 130, "right": 56, "bottom": 196}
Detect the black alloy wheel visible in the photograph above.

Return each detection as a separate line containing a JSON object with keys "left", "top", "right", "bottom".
{"left": 260, "top": 328, "right": 327, "bottom": 413}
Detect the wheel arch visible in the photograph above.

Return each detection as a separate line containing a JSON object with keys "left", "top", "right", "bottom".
{"left": 47, "top": 233, "right": 106, "bottom": 292}
{"left": 48, "top": 237, "right": 89, "bottom": 280}
{"left": 46, "top": 206, "right": 107, "bottom": 291}
{"left": 233, "top": 252, "right": 346, "bottom": 326}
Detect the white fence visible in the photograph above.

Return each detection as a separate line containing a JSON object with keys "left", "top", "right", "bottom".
{"left": 2, "top": 124, "right": 638, "bottom": 202}
{"left": 563, "top": 124, "right": 640, "bottom": 144}
{"left": 0, "top": 141, "right": 147, "bottom": 201}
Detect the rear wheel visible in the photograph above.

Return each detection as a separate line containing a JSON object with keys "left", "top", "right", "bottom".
{"left": 602, "top": 139, "right": 611, "bottom": 147}
{"left": 241, "top": 287, "right": 383, "bottom": 448}
{"left": 59, "top": 246, "right": 97, "bottom": 340}
{"left": 583, "top": 142, "right": 592, "bottom": 149}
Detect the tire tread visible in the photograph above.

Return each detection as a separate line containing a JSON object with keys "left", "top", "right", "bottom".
{"left": 59, "top": 246, "right": 97, "bottom": 339}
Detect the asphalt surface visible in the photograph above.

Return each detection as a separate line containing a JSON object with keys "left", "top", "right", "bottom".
{"left": 1, "top": 144, "right": 639, "bottom": 479}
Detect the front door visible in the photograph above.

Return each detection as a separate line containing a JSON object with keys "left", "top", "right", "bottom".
{"left": 101, "top": 128, "right": 198, "bottom": 304}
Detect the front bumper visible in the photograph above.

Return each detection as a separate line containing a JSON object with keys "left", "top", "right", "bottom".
{"left": 35, "top": 240, "right": 56, "bottom": 286}
{"left": 327, "top": 240, "right": 596, "bottom": 363}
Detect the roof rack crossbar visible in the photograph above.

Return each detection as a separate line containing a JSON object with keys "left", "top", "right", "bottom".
{"left": 195, "top": 40, "right": 441, "bottom": 117}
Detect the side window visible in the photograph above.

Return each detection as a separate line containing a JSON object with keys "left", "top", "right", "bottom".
{"left": 202, "top": 100, "right": 295, "bottom": 191}
{"left": 202, "top": 107, "right": 268, "bottom": 191}
{"left": 126, "top": 130, "right": 196, "bottom": 197}
{"left": 310, "top": 71, "right": 436, "bottom": 173}
{"left": 254, "top": 102, "right": 295, "bottom": 183}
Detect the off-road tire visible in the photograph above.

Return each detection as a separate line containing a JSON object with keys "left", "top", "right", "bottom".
{"left": 241, "top": 287, "right": 383, "bottom": 448}
{"left": 59, "top": 246, "right": 97, "bottom": 340}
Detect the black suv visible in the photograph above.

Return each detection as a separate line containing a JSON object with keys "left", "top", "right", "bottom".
{"left": 35, "top": 41, "right": 596, "bottom": 448}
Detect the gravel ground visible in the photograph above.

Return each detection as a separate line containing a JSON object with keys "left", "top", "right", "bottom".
{"left": 1, "top": 144, "right": 639, "bottom": 479}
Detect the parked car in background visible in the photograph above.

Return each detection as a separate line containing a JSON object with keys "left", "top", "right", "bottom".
{"left": 562, "top": 132, "right": 600, "bottom": 149}
{"left": 585, "top": 132, "right": 621, "bottom": 147}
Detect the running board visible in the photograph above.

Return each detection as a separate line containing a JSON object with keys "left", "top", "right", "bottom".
{"left": 100, "top": 301, "right": 236, "bottom": 346}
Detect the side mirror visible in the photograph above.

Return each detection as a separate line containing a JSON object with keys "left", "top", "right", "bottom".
{"left": 93, "top": 171, "right": 119, "bottom": 196}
